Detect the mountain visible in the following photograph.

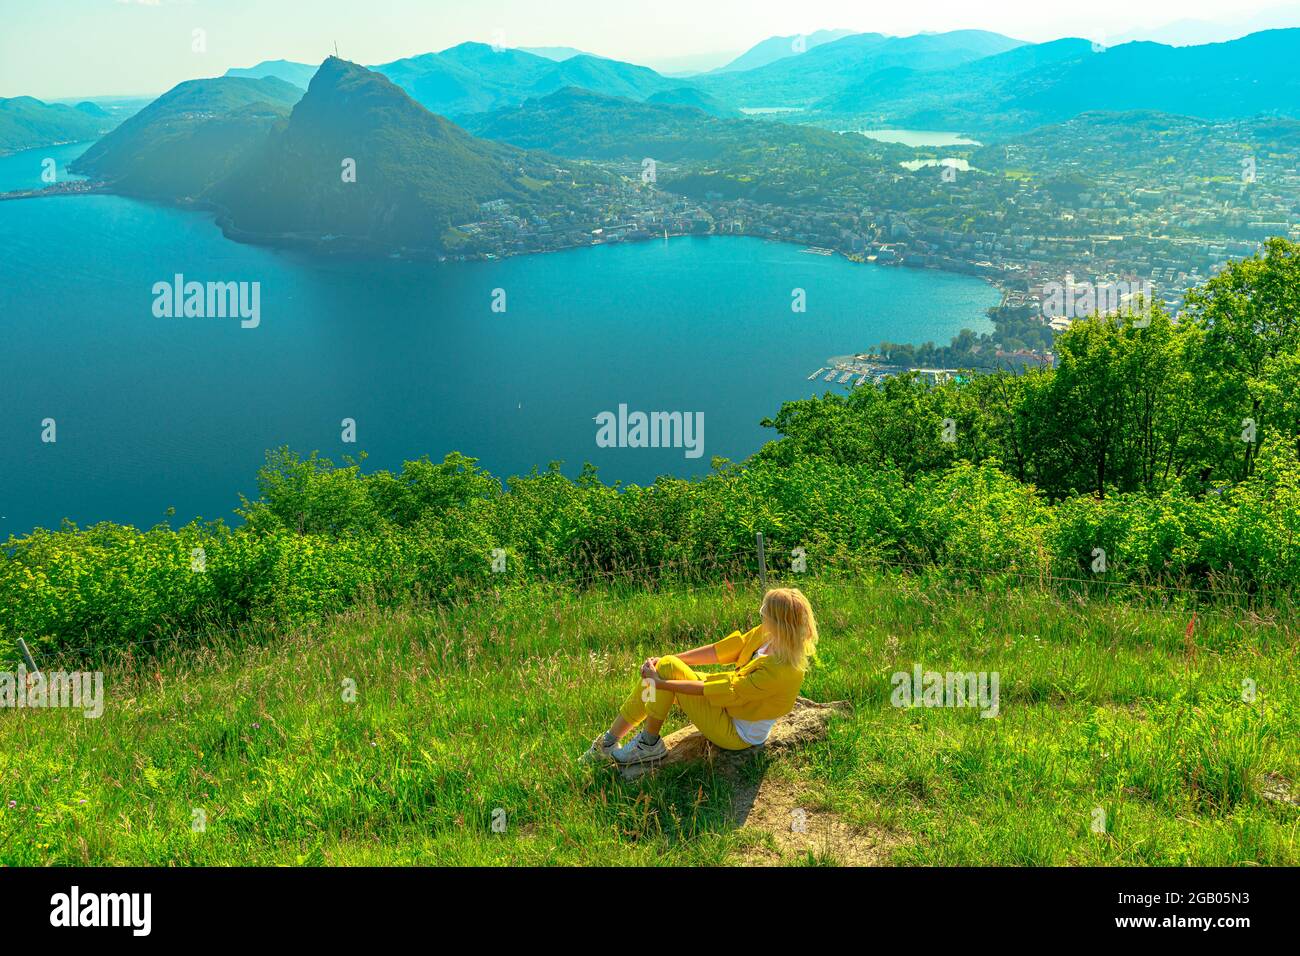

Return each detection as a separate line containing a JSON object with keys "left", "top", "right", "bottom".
{"left": 371, "top": 51, "right": 508, "bottom": 115}
{"left": 209, "top": 58, "right": 567, "bottom": 252}
{"left": 74, "top": 101, "right": 110, "bottom": 118}
{"left": 0, "top": 95, "right": 118, "bottom": 155}
{"left": 225, "top": 59, "right": 320, "bottom": 89}
{"left": 372, "top": 42, "right": 684, "bottom": 116}
{"left": 645, "top": 86, "right": 740, "bottom": 118}
{"left": 813, "top": 38, "right": 1094, "bottom": 127}
{"left": 1007, "top": 30, "right": 1300, "bottom": 124}
{"left": 538, "top": 54, "right": 682, "bottom": 100}
{"left": 804, "top": 29, "right": 1300, "bottom": 134}
{"left": 697, "top": 30, "right": 1027, "bottom": 108}
{"left": 519, "top": 46, "right": 590, "bottom": 61}
{"left": 711, "top": 29, "right": 855, "bottom": 73}
{"left": 70, "top": 76, "right": 303, "bottom": 198}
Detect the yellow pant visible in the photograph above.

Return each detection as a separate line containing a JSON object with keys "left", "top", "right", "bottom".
{"left": 618, "top": 655, "right": 750, "bottom": 750}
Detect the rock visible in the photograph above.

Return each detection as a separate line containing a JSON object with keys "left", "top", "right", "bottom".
{"left": 619, "top": 697, "right": 851, "bottom": 781}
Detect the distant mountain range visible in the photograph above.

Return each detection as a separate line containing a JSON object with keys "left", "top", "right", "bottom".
{"left": 0, "top": 96, "right": 118, "bottom": 155}
{"left": 9, "top": 25, "right": 1300, "bottom": 161}
{"left": 223, "top": 59, "right": 321, "bottom": 90}
{"left": 697, "top": 30, "right": 1028, "bottom": 108}
{"left": 806, "top": 29, "right": 1300, "bottom": 133}
{"left": 709, "top": 29, "right": 856, "bottom": 74}
{"left": 204, "top": 26, "right": 1300, "bottom": 137}
{"left": 75, "top": 58, "right": 602, "bottom": 254}
{"left": 518, "top": 46, "right": 590, "bottom": 61}
{"left": 1104, "top": 4, "right": 1300, "bottom": 46}
{"left": 225, "top": 43, "right": 685, "bottom": 117}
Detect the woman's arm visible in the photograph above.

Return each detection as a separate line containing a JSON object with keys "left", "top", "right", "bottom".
{"left": 674, "top": 644, "right": 719, "bottom": 666}
{"left": 654, "top": 679, "right": 706, "bottom": 696}
{"left": 640, "top": 660, "right": 706, "bottom": 695}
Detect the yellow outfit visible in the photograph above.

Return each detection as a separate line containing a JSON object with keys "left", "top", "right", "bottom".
{"left": 618, "top": 624, "right": 807, "bottom": 750}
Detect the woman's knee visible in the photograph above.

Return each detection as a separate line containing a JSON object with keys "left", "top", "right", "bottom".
{"left": 655, "top": 654, "right": 687, "bottom": 679}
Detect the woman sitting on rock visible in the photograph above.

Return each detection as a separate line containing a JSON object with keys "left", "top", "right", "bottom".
{"left": 584, "top": 587, "right": 819, "bottom": 766}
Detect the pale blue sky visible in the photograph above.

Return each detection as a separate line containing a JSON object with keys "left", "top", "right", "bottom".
{"left": 2, "top": 0, "right": 1297, "bottom": 99}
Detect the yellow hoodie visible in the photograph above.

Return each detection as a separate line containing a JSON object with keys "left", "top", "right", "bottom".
{"left": 700, "top": 624, "right": 807, "bottom": 721}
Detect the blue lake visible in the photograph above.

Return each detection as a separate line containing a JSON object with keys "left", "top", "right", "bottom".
{"left": 0, "top": 143, "right": 998, "bottom": 535}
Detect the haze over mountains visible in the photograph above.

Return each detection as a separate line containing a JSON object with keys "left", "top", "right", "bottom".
{"left": 708, "top": 29, "right": 856, "bottom": 74}
{"left": 223, "top": 42, "right": 686, "bottom": 118}
{"left": 208, "top": 26, "right": 1300, "bottom": 139}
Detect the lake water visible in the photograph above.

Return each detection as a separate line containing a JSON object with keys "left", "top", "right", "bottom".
{"left": 0, "top": 143, "right": 997, "bottom": 535}
{"left": 850, "top": 129, "right": 982, "bottom": 147}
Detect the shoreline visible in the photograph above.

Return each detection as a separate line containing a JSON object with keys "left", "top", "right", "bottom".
{"left": 5, "top": 182, "right": 1012, "bottom": 317}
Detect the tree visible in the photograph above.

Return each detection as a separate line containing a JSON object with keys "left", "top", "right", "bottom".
{"left": 1184, "top": 237, "right": 1300, "bottom": 480}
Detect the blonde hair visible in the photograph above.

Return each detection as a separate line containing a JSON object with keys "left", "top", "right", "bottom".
{"left": 759, "top": 588, "right": 818, "bottom": 669}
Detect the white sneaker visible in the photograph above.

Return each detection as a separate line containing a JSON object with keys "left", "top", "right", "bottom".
{"left": 581, "top": 735, "right": 618, "bottom": 763}
{"left": 611, "top": 732, "right": 667, "bottom": 765}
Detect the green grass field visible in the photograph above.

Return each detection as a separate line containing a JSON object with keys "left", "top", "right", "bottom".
{"left": 1, "top": 570, "right": 1296, "bottom": 866}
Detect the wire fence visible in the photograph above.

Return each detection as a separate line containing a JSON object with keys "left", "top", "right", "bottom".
{"left": 9, "top": 530, "right": 1298, "bottom": 675}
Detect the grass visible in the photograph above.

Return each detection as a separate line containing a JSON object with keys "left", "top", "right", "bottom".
{"left": 1, "top": 570, "right": 1297, "bottom": 866}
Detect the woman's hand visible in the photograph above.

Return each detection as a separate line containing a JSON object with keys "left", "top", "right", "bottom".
{"left": 640, "top": 658, "right": 660, "bottom": 680}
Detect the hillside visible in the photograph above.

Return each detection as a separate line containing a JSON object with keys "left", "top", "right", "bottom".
{"left": 462, "top": 85, "right": 899, "bottom": 162}
{"left": 70, "top": 76, "right": 304, "bottom": 199}
{"left": 209, "top": 58, "right": 548, "bottom": 251}
{"left": 462, "top": 86, "right": 752, "bottom": 159}
{"left": 645, "top": 86, "right": 740, "bottom": 117}
{"left": 461, "top": 86, "right": 903, "bottom": 204}
{"left": 0, "top": 95, "right": 117, "bottom": 155}
{"left": 1, "top": 566, "right": 1293, "bottom": 866}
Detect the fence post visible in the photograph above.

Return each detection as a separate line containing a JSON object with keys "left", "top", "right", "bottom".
{"left": 17, "top": 638, "right": 40, "bottom": 676}
{"left": 756, "top": 532, "right": 768, "bottom": 591}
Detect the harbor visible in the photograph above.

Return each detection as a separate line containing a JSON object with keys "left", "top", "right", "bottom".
{"left": 805, "top": 353, "right": 966, "bottom": 389}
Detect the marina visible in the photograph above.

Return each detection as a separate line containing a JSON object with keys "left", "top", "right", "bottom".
{"left": 803, "top": 351, "right": 968, "bottom": 390}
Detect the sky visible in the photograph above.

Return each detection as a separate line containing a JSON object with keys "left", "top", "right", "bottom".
{"left": 2, "top": 0, "right": 1298, "bottom": 99}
